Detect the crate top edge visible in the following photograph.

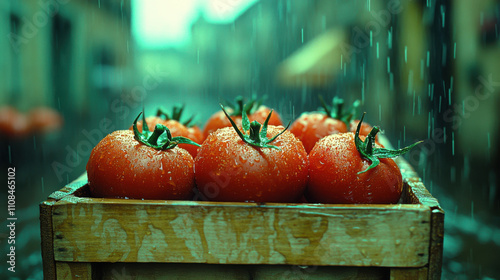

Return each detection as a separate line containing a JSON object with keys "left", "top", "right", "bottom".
{"left": 52, "top": 193, "right": 430, "bottom": 213}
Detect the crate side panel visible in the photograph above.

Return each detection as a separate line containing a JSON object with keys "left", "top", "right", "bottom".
{"left": 52, "top": 202, "right": 430, "bottom": 266}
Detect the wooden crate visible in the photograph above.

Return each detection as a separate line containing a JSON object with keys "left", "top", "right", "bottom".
{"left": 40, "top": 156, "right": 444, "bottom": 280}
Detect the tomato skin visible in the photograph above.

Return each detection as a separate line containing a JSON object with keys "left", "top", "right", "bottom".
{"left": 307, "top": 132, "right": 402, "bottom": 204}
{"left": 28, "top": 107, "right": 63, "bottom": 133}
{"left": 195, "top": 126, "right": 308, "bottom": 203}
{"left": 184, "top": 125, "right": 204, "bottom": 158}
{"left": 87, "top": 130, "right": 195, "bottom": 200}
{"left": 0, "top": 106, "right": 30, "bottom": 138}
{"left": 132, "top": 116, "right": 202, "bottom": 158}
{"left": 349, "top": 119, "right": 376, "bottom": 137}
{"left": 289, "top": 113, "right": 348, "bottom": 153}
{"left": 203, "top": 106, "right": 282, "bottom": 139}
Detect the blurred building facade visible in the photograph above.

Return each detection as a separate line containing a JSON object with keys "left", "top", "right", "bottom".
{"left": 1, "top": 0, "right": 132, "bottom": 118}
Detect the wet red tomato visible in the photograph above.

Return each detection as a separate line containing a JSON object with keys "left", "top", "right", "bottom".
{"left": 307, "top": 132, "right": 402, "bottom": 204}
{"left": 195, "top": 106, "right": 307, "bottom": 202}
{"left": 306, "top": 115, "right": 420, "bottom": 204}
{"left": 133, "top": 116, "right": 202, "bottom": 158}
{"left": 290, "top": 112, "right": 347, "bottom": 153}
{"left": 89, "top": 113, "right": 200, "bottom": 199}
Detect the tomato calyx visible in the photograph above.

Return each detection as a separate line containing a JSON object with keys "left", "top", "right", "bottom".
{"left": 156, "top": 104, "right": 196, "bottom": 127}
{"left": 132, "top": 112, "right": 201, "bottom": 150}
{"left": 224, "top": 95, "right": 265, "bottom": 117}
{"left": 221, "top": 104, "right": 290, "bottom": 149}
{"left": 355, "top": 113, "right": 422, "bottom": 174}
{"left": 319, "top": 96, "right": 361, "bottom": 126}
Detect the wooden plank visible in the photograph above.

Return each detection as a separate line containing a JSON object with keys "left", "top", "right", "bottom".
{"left": 52, "top": 198, "right": 430, "bottom": 266}
{"left": 40, "top": 200, "right": 56, "bottom": 280}
{"left": 48, "top": 173, "right": 89, "bottom": 201}
{"left": 428, "top": 208, "right": 444, "bottom": 280}
{"left": 390, "top": 267, "right": 428, "bottom": 279}
{"left": 55, "top": 262, "right": 94, "bottom": 280}
{"left": 395, "top": 157, "right": 440, "bottom": 208}
{"left": 394, "top": 157, "right": 444, "bottom": 280}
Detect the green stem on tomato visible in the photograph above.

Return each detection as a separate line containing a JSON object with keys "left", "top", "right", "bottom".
{"left": 132, "top": 112, "right": 200, "bottom": 150}
{"left": 156, "top": 104, "right": 197, "bottom": 127}
{"left": 220, "top": 103, "right": 289, "bottom": 150}
{"left": 355, "top": 113, "right": 422, "bottom": 174}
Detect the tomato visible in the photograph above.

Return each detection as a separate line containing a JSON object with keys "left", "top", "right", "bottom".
{"left": 290, "top": 113, "right": 347, "bottom": 153}
{"left": 203, "top": 96, "right": 282, "bottom": 139}
{"left": 88, "top": 112, "right": 200, "bottom": 199}
{"left": 349, "top": 119, "right": 373, "bottom": 136}
{"left": 195, "top": 106, "right": 308, "bottom": 203}
{"left": 306, "top": 114, "right": 421, "bottom": 204}
{"left": 289, "top": 96, "right": 348, "bottom": 153}
{"left": 28, "top": 106, "right": 63, "bottom": 134}
{"left": 0, "top": 106, "right": 30, "bottom": 138}
{"left": 131, "top": 106, "right": 203, "bottom": 158}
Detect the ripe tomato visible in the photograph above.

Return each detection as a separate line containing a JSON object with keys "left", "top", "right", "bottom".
{"left": 195, "top": 106, "right": 308, "bottom": 203}
{"left": 28, "top": 106, "right": 63, "bottom": 134}
{"left": 88, "top": 113, "right": 200, "bottom": 199}
{"left": 290, "top": 113, "right": 347, "bottom": 153}
{"left": 131, "top": 106, "right": 203, "bottom": 158}
{"left": 349, "top": 119, "right": 373, "bottom": 136}
{"left": 203, "top": 96, "right": 282, "bottom": 139}
{"left": 0, "top": 106, "right": 30, "bottom": 138}
{"left": 306, "top": 114, "right": 420, "bottom": 204}
{"left": 289, "top": 96, "right": 349, "bottom": 153}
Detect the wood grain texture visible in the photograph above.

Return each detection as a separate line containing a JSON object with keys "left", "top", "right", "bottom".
{"left": 40, "top": 201, "right": 56, "bottom": 280}
{"left": 394, "top": 156, "right": 444, "bottom": 280}
{"left": 428, "top": 208, "right": 444, "bottom": 280}
{"left": 56, "top": 262, "right": 94, "bottom": 280}
{"left": 52, "top": 197, "right": 430, "bottom": 266}
{"left": 390, "top": 267, "right": 428, "bottom": 280}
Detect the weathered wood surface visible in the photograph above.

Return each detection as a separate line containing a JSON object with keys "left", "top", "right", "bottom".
{"left": 55, "top": 262, "right": 94, "bottom": 280}
{"left": 390, "top": 267, "right": 428, "bottom": 280}
{"left": 394, "top": 156, "right": 444, "bottom": 280}
{"left": 52, "top": 196, "right": 430, "bottom": 266}
{"left": 40, "top": 201, "right": 57, "bottom": 280}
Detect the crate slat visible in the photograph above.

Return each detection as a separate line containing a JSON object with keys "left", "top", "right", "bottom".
{"left": 52, "top": 197, "right": 430, "bottom": 266}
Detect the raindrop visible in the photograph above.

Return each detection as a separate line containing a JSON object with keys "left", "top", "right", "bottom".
{"left": 41, "top": 177, "right": 44, "bottom": 194}
{"left": 440, "top": 5, "right": 446, "bottom": 28}
{"left": 452, "top": 131, "right": 455, "bottom": 156}
{"left": 404, "top": 46, "right": 407, "bottom": 63}
{"left": 420, "top": 59, "right": 424, "bottom": 80}
{"left": 387, "top": 28, "right": 393, "bottom": 49}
